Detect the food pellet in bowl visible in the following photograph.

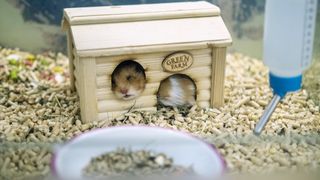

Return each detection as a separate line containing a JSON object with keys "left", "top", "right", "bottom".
{"left": 82, "top": 148, "right": 195, "bottom": 179}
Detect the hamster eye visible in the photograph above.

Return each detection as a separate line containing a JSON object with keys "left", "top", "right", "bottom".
{"left": 111, "top": 79, "right": 115, "bottom": 85}
{"left": 127, "top": 75, "right": 132, "bottom": 81}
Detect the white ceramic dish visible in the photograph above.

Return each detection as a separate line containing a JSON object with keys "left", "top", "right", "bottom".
{"left": 51, "top": 126, "right": 226, "bottom": 179}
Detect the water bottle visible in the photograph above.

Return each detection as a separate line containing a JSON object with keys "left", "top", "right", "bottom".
{"left": 254, "top": 0, "right": 318, "bottom": 135}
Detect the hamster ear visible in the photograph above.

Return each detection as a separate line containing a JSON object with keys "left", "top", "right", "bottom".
{"left": 135, "top": 64, "right": 145, "bottom": 73}
{"left": 111, "top": 77, "right": 116, "bottom": 86}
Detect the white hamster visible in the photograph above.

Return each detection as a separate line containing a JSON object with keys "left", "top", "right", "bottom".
{"left": 157, "top": 74, "right": 196, "bottom": 107}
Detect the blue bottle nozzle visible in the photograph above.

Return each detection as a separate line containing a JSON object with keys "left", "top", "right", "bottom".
{"left": 269, "top": 73, "right": 302, "bottom": 98}
{"left": 253, "top": 73, "right": 302, "bottom": 135}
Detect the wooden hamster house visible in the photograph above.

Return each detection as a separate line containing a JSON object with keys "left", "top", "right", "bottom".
{"left": 62, "top": 1, "right": 232, "bottom": 123}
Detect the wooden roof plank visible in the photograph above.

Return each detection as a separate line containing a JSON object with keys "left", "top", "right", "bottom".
{"left": 62, "top": 1, "right": 232, "bottom": 57}
{"left": 71, "top": 16, "right": 231, "bottom": 52}
{"left": 64, "top": 1, "right": 220, "bottom": 25}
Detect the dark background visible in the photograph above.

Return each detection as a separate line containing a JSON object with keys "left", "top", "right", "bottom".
{"left": 0, "top": 0, "right": 319, "bottom": 60}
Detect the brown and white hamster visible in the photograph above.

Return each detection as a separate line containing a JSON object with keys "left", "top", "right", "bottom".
{"left": 157, "top": 74, "right": 196, "bottom": 107}
{"left": 111, "top": 60, "right": 146, "bottom": 100}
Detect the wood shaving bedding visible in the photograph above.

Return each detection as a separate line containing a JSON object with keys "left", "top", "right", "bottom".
{"left": 0, "top": 48, "right": 319, "bottom": 179}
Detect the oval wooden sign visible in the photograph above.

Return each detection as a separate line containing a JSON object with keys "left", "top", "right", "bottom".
{"left": 162, "top": 52, "right": 193, "bottom": 72}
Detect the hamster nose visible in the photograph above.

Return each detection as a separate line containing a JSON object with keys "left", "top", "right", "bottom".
{"left": 120, "top": 89, "right": 128, "bottom": 94}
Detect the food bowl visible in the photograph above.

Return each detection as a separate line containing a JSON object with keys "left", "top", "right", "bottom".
{"left": 51, "top": 126, "right": 226, "bottom": 179}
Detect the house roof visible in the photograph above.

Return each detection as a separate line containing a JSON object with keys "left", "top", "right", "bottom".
{"left": 62, "top": 1, "right": 232, "bottom": 57}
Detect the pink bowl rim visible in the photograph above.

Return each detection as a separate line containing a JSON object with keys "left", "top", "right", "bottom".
{"left": 51, "top": 125, "right": 227, "bottom": 179}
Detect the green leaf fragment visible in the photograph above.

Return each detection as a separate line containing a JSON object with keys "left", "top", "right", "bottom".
{"left": 9, "top": 68, "right": 19, "bottom": 80}
{"left": 8, "top": 59, "right": 20, "bottom": 66}
{"left": 40, "top": 59, "right": 50, "bottom": 66}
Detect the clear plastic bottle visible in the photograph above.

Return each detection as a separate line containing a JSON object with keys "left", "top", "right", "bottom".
{"left": 263, "top": 0, "right": 317, "bottom": 97}
{"left": 254, "top": 0, "right": 318, "bottom": 135}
